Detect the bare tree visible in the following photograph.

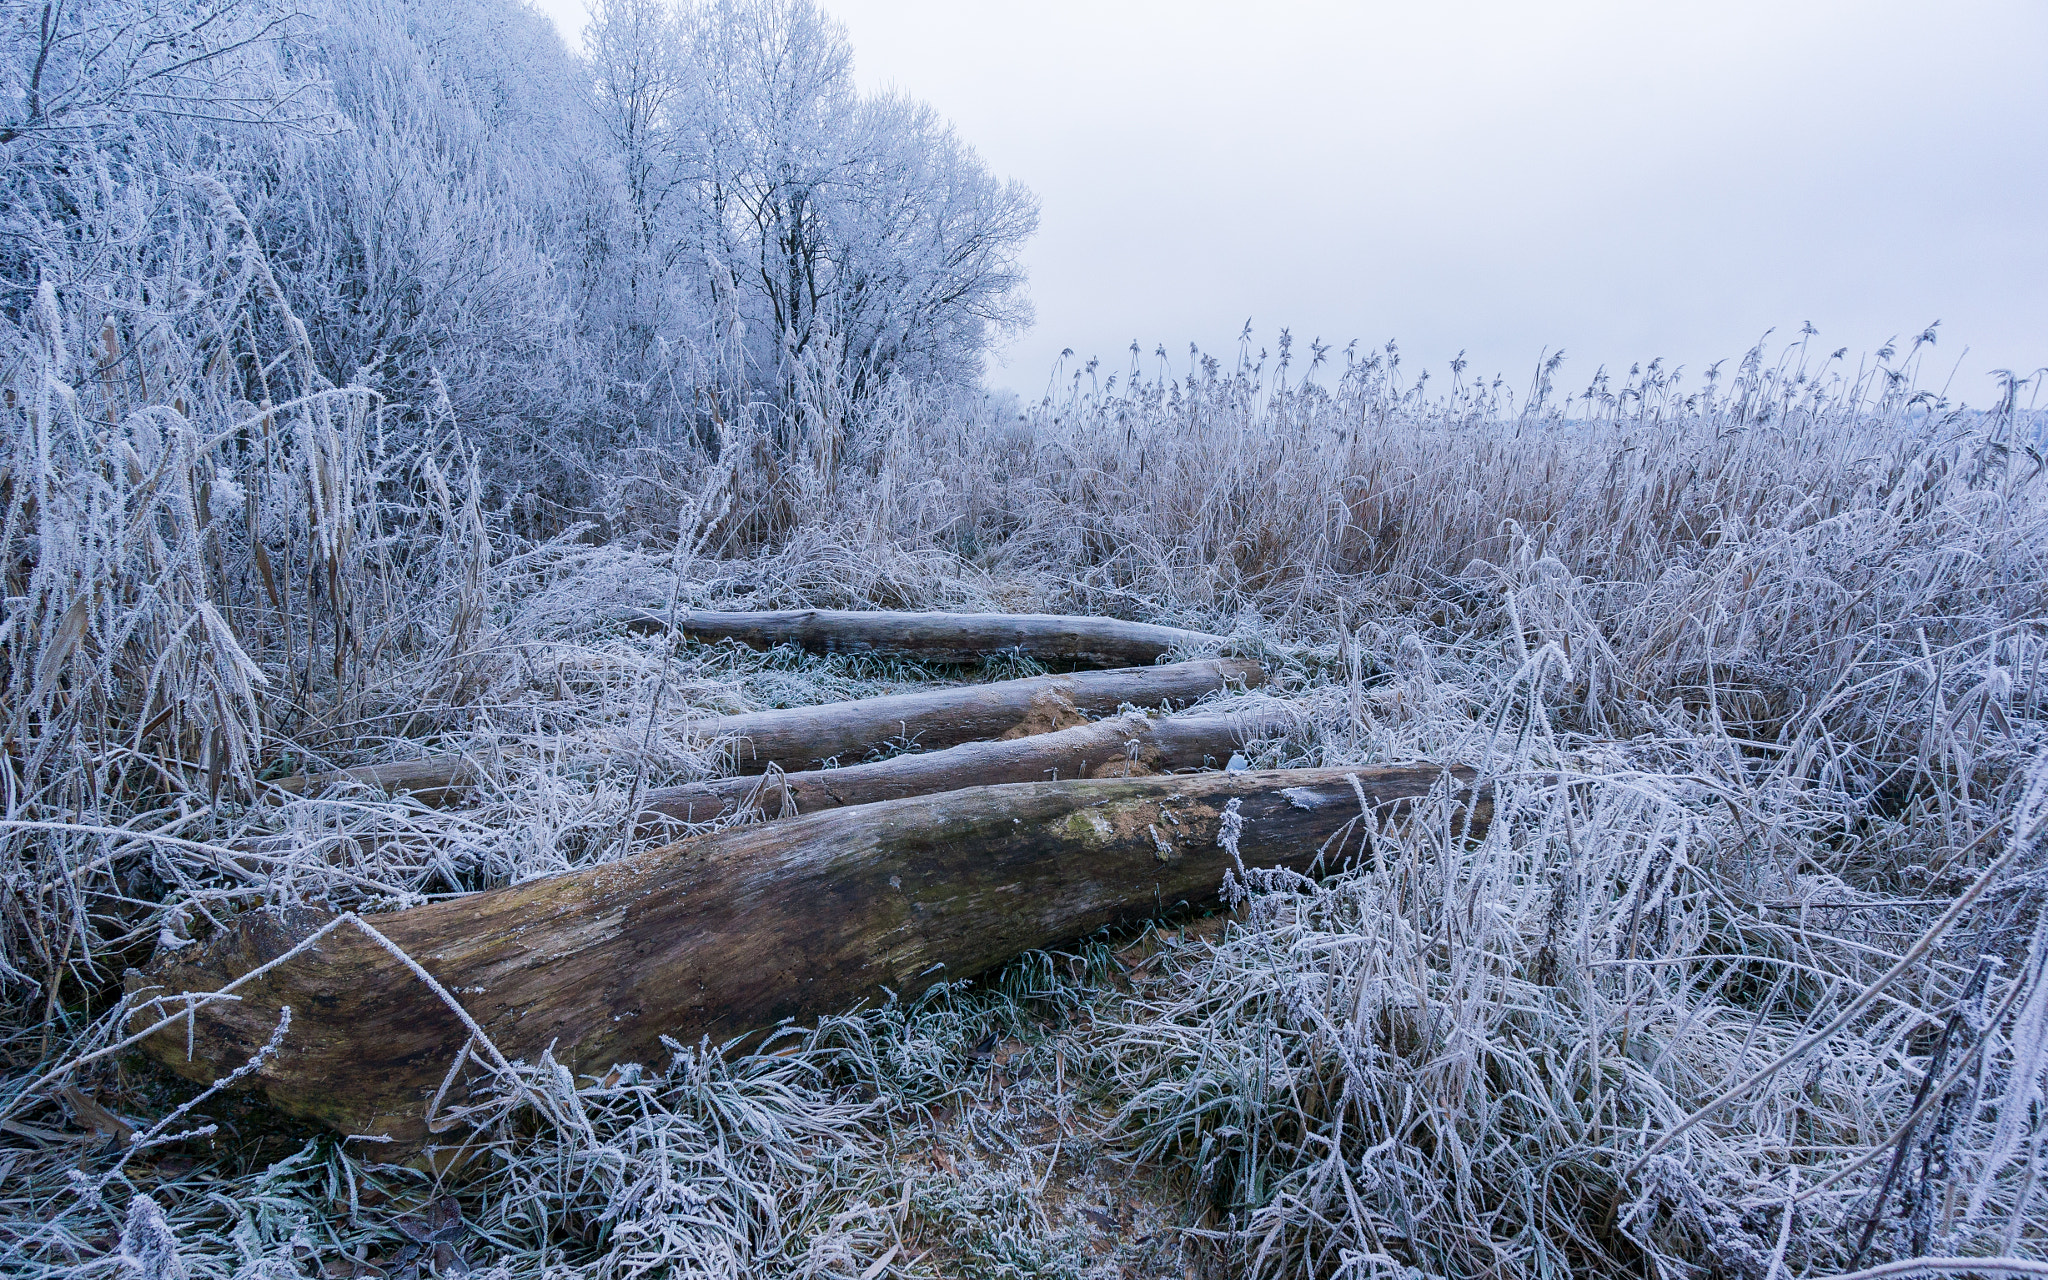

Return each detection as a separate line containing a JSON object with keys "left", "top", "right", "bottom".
{"left": 833, "top": 91, "right": 1037, "bottom": 399}
{"left": 586, "top": 0, "right": 691, "bottom": 250}
{"left": 579, "top": 0, "right": 1037, "bottom": 425}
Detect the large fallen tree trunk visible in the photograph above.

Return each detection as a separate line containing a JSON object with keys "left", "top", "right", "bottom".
{"left": 622, "top": 608, "right": 1227, "bottom": 667}
{"left": 637, "top": 706, "right": 1295, "bottom": 828}
{"left": 272, "top": 658, "right": 1262, "bottom": 801}
{"left": 134, "top": 765, "right": 1487, "bottom": 1146}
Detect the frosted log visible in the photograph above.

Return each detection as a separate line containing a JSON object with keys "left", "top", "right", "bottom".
{"left": 621, "top": 608, "right": 1227, "bottom": 668}
{"left": 134, "top": 765, "right": 1486, "bottom": 1146}
{"left": 696, "top": 657, "right": 1261, "bottom": 774}
{"left": 272, "top": 658, "right": 1262, "bottom": 801}
{"left": 637, "top": 706, "right": 1291, "bottom": 827}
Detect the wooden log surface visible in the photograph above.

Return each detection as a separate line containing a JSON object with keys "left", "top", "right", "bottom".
{"left": 701, "top": 657, "right": 1261, "bottom": 774}
{"left": 637, "top": 706, "right": 1294, "bottom": 828}
{"left": 623, "top": 608, "right": 1227, "bottom": 668}
{"left": 271, "top": 658, "right": 1262, "bottom": 802}
{"left": 264, "top": 758, "right": 482, "bottom": 806}
{"left": 134, "top": 765, "right": 1486, "bottom": 1146}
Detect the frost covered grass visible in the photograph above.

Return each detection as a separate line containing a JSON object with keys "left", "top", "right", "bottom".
{"left": 6, "top": 291, "right": 2048, "bottom": 1278}
{"left": 6, "top": 7, "right": 2048, "bottom": 1266}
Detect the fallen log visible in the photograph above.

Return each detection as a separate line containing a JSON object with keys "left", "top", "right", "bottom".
{"left": 622, "top": 608, "right": 1226, "bottom": 668}
{"left": 264, "top": 758, "right": 481, "bottom": 806}
{"left": 700, "top": 657, "right": 1261, "bottom": 774}
{"left": 133, "top": 765, "right": 1487, "bottom": 1146}
{"left": 271, "top": 658, "right": 1262, "bottom": 801}
{"left": 637, "top": 705, "right": 1296, "bottom": 828}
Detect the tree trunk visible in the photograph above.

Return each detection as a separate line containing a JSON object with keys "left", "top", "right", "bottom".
{"left": 637, "top": 706, "right": 1295, "bottom": 829}
{"left": 272, "top": 658, "right": 1263, "bottom": 801}
{"left": 622, "top": 608, "right": 1227, "bottom": 667}
{"left": 133, "top": 765, "right": 1486, "bottom": 1147}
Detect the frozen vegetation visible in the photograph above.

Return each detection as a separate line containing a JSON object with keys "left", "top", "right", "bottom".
{"left": 4, "top": 1, "right": 2048, "bottom": 1278}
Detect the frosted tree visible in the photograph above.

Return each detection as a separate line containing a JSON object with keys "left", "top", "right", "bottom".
{"left": 587, "top": 0, "right": 692, "bottom": 254}
{"left": 582, "top": 0, "right": 719, "bottom": 442}
{"left": 832, "top": 90, "right": 1036, "bottom": 400}
{"left": 582, "top": 0, "right": 1038, "bottom": 432}
{"left": 251, "top": 0, "right": 610, "bottom": 477}
{"left": 3, "top": 0, "right": 1036, "bottom": 498}
{"left": 0, "top": 0, "right": 318, "bottom": 148}
{"left": 0, "top": 0, "right": 324, "bottom": 332}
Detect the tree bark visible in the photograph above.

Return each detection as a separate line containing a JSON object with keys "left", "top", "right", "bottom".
{"left": 698, "top": 657, "right": 1261, "bottom": 774}
{"left": 133, "top": 765, "right": 1486, "bottom": 1147}
{"left": 637, "top": 706, "right": 1294, "bottom": 829}
{"left": 622, "top": 608, "right": 1227, "bottom": 668}
{"left": 271, "top": 658, "right": 1262, "bottom": 801}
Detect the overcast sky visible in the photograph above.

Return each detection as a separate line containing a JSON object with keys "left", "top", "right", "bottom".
{"left": 530, "top": 0, "right": 2048, "bottom": 403}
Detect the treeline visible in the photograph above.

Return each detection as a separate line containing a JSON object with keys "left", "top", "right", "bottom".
{"left": 1, "top": 0, "right": 1036, "bottom": 503}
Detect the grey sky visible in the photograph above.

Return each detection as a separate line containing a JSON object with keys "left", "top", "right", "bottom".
{"left": 532, "top": 0, "right": 2048, "bottom": 403}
